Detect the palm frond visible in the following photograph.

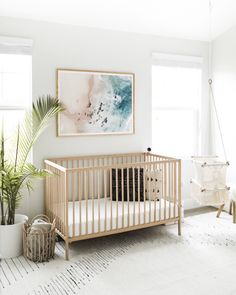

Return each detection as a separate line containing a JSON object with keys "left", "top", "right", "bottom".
{"left": 16, "top": 95, "right": 63, "bottom": 168}
{"left": 0, "top": 95, "right": 63, "bottom": 224}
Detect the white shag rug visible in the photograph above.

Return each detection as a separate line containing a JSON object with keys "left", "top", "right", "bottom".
{"left": 1, "top": 211, "right": 236, "bottom": 295}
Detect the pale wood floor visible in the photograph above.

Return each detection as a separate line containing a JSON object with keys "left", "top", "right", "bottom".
{"left": 184, "top": 206, "right": 216, "bottom": 217}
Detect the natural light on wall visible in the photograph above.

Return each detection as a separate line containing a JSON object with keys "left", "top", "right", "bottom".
{"left": 0, "top": 36, "right": 32, "bottom": 138}
{"left": 152, "top": 65, "right": 202, "bottom": 158}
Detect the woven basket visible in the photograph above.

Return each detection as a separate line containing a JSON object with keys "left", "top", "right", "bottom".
{"left": 23, "top": 215, "right": 56, "bottom": 262}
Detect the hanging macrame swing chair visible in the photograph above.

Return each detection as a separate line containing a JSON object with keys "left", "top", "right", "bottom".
{"left": 190, "top": 1, "right": 230, "bottom": 209}
{"left": 190, "top": 82, "right": 230, "bottom": 206}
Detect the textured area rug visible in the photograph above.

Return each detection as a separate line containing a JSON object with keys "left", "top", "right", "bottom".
{"left": 1, "top": 211, "right": 236, "bottom": 295}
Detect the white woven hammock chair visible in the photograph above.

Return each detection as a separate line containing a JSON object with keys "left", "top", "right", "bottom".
{"left": 190, "top": 0, "right": 230, "bottom": 206}
{"left": 190, "top": 156, "right": 229, "bottom": 206}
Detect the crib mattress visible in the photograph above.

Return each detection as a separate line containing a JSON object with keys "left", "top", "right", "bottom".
{"left": 67, "top": 199, "right": 178, "bottom": 237}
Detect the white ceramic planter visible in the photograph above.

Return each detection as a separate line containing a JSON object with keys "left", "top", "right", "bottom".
{"left": 0, "top": 214, "right": 28, "bottom": 258}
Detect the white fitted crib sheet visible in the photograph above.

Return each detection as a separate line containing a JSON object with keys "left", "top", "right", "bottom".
{"left": 68, "top": 199, "right": 178, "bottom": 237}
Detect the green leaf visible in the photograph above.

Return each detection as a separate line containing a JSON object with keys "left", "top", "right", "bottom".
{"left": 0, "top": 95, "right": 63, "bottom": 224}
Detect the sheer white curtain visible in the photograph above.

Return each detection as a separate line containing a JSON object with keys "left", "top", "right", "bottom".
{"left": 0, "top": 36, "right": 32, "bottom": 136}
{"left": 151, "top": 52, "right": 209, "bottom": 209}
{"left": 0, "top": 36, "right": 33, "bottom": 55}
{"left": 0, "top": 36, "right": 33, "bottom": 216}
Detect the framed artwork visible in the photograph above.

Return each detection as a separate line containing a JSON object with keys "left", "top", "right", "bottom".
{"left": 57, "top": 69, "right": 135, "bottom": 136}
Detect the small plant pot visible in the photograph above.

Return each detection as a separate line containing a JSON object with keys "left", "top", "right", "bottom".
{"left": 0, "top": 214, "right": 28, "bottom": 258}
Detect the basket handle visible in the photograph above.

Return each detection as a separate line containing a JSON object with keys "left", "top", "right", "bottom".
{"left": 31, "top": 214, "right": 51, "bottom": 223}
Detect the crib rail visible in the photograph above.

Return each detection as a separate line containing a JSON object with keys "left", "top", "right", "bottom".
{"left": 45, "top": 152, "right": 181, "bottom": 259}
{"left": 45, "top": 160, "right": 67, "bottom": 236}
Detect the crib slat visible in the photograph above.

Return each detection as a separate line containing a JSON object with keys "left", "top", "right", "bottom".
{"left": 133, "top": 167, "right": 135, "bottom": 226}
{"left": 98, "top": 168, "right": 101, "bottom": 233}
{"left": 149, "top": 166, "right": 151, "bottom": 223}
{"left": 56, "top": 171, "right": 59, "bottom": 231}
{"left": 154, "top": 163, "right": 157, "bottom": 222}
{"left": 77, "top": 171, "right": 82, "bottom": 235}
{"left": 72, "top": 162, "right": 75, "bottom": 238}
{"left": 110, "top": 167, "right": 113, "bottom": 231}
{"left": 171, "top": 162, "right": 173, "bottom": 219}
{"left": 54, "top": 169, "right": 58, "bottom": 227}
{"left": 143, "top": 163, "right": 146, "bottom": 224}
{"left": 121, "top": 168, "right": 124, "bottom": 228}
{"left": 158, "top": 165, "right": 163, "bottom": 220}
{"left": 164, "top": 162, "right": 167, "bottom": 220}
{"left": 178, "top": 160, "right": 182, "bottom": 235}
{"left": 169, "top": 162, "right": 172, "bottom": 219}
{"left": 86, "top": 170, "right": 89, "bottom": 235}
{"left": 66, "top": 172, "right": 69, "bottom": 238}
{"left": 174, "top": 162, "right": 176, "bottom": 218}
{"left": 61, "top": 171, "right": 64, "bottom": 234}
{"left": 56, "top": 168, "right": 59, "bottom": 226}
{"left": 138, "top": 166, "right": 140, "bottom": 225}
{"left": 104, "top": 168, "right": 107, "bottom": 231}
{"left": 62, "top": 170, "right": 64, "bottom": 233}
{"left": 52, "top": 168, "right": 55, "bottom": 225}
{"left": 116, "top": 168, "right": 118, "bottom": 229}
{"left": 127, "top": 167, "right": 130, "bottom": 227}
{"left": 80, "top": 171, "right": 83, "bottom": 235}
{"left": 92, "top": 166, "right": 95, "bottom": 234}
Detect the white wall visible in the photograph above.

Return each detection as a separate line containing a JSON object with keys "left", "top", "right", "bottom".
{"left": 212, "top": 26, "right": 236, "bottom": 185}
{"left": 0, "top": 16, "right": 209, "bottom": 217}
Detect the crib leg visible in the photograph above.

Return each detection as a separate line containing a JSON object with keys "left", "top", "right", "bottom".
{"left": 65, "top": 240, "right": 69, "bottom": 260}
{"left": 229, "top": 200, "right": 233, "bottom": 215}
{"left": 178, "top": 219, "right": 181, "bottom": 236}
{"left": 233, "top": 202, "right": 236, "bottom": 224}
{"left": 216, "top": 204, "right": 224, "bottom": 218}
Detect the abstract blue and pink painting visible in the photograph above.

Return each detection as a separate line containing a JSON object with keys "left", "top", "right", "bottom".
{"left": 57, "top": 69, "right": 134, "bottom": 136}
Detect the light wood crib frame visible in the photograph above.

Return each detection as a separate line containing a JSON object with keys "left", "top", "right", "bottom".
{"left": 44, "top": 152, "right": 182, "bottom": 260}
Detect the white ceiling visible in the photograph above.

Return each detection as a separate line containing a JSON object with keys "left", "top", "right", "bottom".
{"left": 1, "top": 0, "right": 236, "bottom": 41}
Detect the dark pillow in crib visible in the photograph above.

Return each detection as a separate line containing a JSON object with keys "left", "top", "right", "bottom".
{"left": 111, "top": 168, "right": 144, "bottom": 201}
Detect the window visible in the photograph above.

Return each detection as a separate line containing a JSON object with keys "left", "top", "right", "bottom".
{"left": 152, "top": 64, "right": 202, "bottom": 158}
{"left": 0, "top": 38, "right": 32, "bottom": 137}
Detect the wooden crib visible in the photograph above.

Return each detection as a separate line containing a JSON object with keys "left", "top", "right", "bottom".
{"left": 44, "top": 152, "right": 182, "bottom": 260}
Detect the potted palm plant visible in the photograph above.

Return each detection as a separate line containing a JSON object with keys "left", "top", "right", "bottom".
{"left": 0, "top": 95, "right": 63, "bottom": 258}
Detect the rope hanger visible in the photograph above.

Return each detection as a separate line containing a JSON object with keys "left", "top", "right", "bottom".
{"left": 208, "top": 0, "right": 229, "bottom": 164}
{"left": 208, "top": 80, "right": 229, "bottom": 164}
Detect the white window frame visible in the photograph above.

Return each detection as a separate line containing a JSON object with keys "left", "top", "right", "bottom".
{"left": 0, "top": 36, "right": 32, "bottom": 110}
{"left": 0, "top": 36, "right": 32, "bottom": 164}
{"left": 151, "top": 52, "right": 203, "bottom": 158}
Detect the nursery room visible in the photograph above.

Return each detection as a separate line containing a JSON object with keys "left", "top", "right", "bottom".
{"left": 0, "top": 0, "right": 236, "bottom": 294}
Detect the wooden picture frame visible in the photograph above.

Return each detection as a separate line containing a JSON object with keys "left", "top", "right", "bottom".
{"left": 57, "top": 69, "right": 135, "bottom": 136}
